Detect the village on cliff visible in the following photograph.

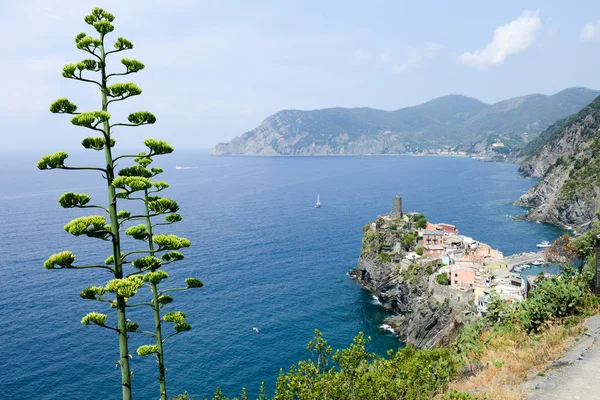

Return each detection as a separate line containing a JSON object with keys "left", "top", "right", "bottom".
{"left": 369, "top": 196, "right": 548, "bottom": 316}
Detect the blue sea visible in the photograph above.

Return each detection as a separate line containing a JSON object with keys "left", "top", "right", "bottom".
{"left": 0, "top": 152, "right": 565, "bottom": 399}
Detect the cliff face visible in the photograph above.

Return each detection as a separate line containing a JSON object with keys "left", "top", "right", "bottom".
{"left": 211, "top": 88, "right": 600, "bottom": 156}
{"left": 350, "top": 217, "right": 467, "bottom": 348}
{"left": 515, "top": 97, "right": 600, "bottom": 232}
{"left": 351, "top": 256, "right": 460, "bottom": 348}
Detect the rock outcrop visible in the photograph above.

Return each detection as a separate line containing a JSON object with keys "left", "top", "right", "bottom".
{"left": 515, "top": 96, "right": 600, "bottom": 232}
{"left": 350, "top": 214, "right": 470, "bottom": 348}
{"left": 351, "top": 256, "right": 461, "bottom": 348}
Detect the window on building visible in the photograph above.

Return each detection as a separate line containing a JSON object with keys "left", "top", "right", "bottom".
{"left": 454, "top": 280, "right": 458, "bottom": 285}
{"left": 454, "top": 273, "right": 458, "bottom": 277}
{"left": 470, "top": 283, "right": 473, "bottom": 287}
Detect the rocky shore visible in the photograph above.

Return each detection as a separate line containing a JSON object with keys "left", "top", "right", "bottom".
{"left": 350, "top": 256, "right": 464, "bottom": 348}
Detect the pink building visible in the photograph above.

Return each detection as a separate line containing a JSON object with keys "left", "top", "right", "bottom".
{"left": 423, "top": 244, "right": 444, "bottom": 257}
{"left": 437, "top": 223, "right": 458, "bottom": 234}
{"left": 447, "top": 266, "right": 476, "bottom": 290}
{"left": 425, "top": 222, "right": 459, "bottom": 234}
{"left": 422, "top": 229, "right": 444, "bottom": 246}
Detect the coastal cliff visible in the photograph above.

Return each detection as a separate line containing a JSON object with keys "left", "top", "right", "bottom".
{"left": 515, "top": 96, "right": 600, "bottom": 232}
{"left": 350, "top": 211, "right": 471, "bottom": 348}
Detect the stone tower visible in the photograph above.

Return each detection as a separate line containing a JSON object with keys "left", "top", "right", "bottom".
{"left": 391, "top": 196, "right": 403, "bottom": 219}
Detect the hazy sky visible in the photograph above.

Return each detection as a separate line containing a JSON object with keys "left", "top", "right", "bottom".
{"left": 2, "top": 0, "right": 600, "bottom": 150}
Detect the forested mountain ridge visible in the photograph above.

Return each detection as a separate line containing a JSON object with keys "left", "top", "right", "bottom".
{"left": 211, "top": 87, "right": 600, "bottom": 156}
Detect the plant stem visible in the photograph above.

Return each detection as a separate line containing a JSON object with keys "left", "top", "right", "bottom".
{"left": 100, "top": 35, "right": 132, "bottom": 400}
{"left": 145, "top": 189, "right": 168, "bottom": 399}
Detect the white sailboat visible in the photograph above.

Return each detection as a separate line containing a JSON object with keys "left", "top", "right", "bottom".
{"left": 314, "top": 194, "right": 321, "bottom": 208}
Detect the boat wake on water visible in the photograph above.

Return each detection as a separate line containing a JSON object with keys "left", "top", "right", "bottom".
{"left": 175, "top": 166, "right": 200, "bottom": 170}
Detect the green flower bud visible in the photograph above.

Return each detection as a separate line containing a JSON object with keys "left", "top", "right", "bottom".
{"left": 62, "top": 64, "right": 77, "bottom": 78}
{"left": 112, "top": 176, "right": 152, "bottom": 192}
{"left": 132, "top": 256, "right": 162, "bottom": 271}
{"left": 118, "top": 165, "right": 152, "bottom": 179}
{"left": 144, "top": 138, "right": 172, "bottom": 154}
{"left": 75, "top": 59, "right": 98, "bottom": 71}
{"left": 44, "top": 251, "right": 76, "bottom": 269}
{"left": 153, "top": 234, "right": 191, "bottom": 250}
{"left": 137, "top": 345, "right": 158, "bottom": 356}
{"left": 186, "top": 278, "right": 204, "bottom": 289}
{"left": 50, "top": 98, "right": 78, "bottom": 114}
{"left": 149, "top": 198, "right": 179, "bottom": 213}
{"left": 114, "top": 37, "right": 133, "bottom": 51}
{"left": 93, "top": 20, "right": 114, "bottom": 35}
{"left": 161, "top": 252, "right": 184, "bottom": 263}
{"left": 152, "top": 181, "right": 169, "bottom": 191}
{"left": 151, "top": 167, "right": 163, "bottom": 176}
{"left": 37, "top": 151, "right": 69, "bottom": 170}
{"left": 157, "top": 295, "right": 174, "bottom": 305}
{"left": 82, "top": 136, "right": 115, "bottom": 150}
{"left": 75, "top": 36, "right": 102, "bottom": 51}
{"left": 163, "top": 311, "right": 186, "bottom": 324}
{"left": 64, "top": 215, "right": 109, "bottom": 239}
{"left": 81, "top": 312, "right": 107, "bottom": 326}
{"left": 121, "top": 58, "right": 145, "bottom": 73}
{"left": 125, "top": 224, "right": 148, "bottom": 240}
{"left": 126, "top": 322, "right": 139, "bottom": 332}
{"left": 70, "top": 111, "right": 111, "bottom": 128}
{"left": 165, "top": 214, "right": 183, "bottom": 223}
{"left": 117, "top": 210, "right": 131, "bottom": 219}
{"left": 75, "top": 32, "right": 87, "bottom": 43}
{"left": 80, "top": 286, "right": 106, "bottom": 300}
{"left": 142, "top": 270, "right": 169, "bottom": 285}
{"left": 174, "top": 322, "right": 192, "bottom": 332}
{"left": 58, "top": 192, "right": 91, "bottom": 208}
{"left": 105, "top": 276, "right": 144, "bottom": 297}
{"left": 108, "top": 82, "right": 141, "bottom": 98}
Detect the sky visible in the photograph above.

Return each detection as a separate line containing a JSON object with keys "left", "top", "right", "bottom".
{"left": 1, "top": 0, "right": 600, "bottom": 150}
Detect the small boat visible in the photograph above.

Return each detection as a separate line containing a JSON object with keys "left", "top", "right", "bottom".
{"left": 314, "top": 194, "right": 321, "bottom": 208}
{"left": 536, "top": 241, "right": 551, "bottom": 248}
{"left": 531, "top": 260, "right": 545, "bottom": 265}
{"left": 513, "top": 266, "right": 523, "bottom": 273}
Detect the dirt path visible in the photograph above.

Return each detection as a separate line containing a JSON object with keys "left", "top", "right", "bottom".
{"left": 524, "top": 315, "right": 600, "bottom": 399}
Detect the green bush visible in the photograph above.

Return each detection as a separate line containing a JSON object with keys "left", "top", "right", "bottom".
{"left": 436, "top": 273, "right": 449, "bottom": 285}
{"left": 416, "top": 246, "right": 424, "bottom": 256}
{"left": 412, "top": 214, "right": 428, "bottom": 229}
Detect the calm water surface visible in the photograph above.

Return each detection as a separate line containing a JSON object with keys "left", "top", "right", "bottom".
{"left": 0, "top": 152, "right": 564, "bottom": 399}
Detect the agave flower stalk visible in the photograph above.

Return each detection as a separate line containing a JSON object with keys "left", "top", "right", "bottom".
{"left": 39, "top": 8, "right": 158, "bottom": 399}
{"left": 116, "top": 155, "right": 203, "bottom": 400}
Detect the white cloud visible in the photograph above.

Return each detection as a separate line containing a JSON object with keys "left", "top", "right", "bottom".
{"left": 351, "top": 48, "right": 370, "bottom": 66}
{"left": 581, "top": 21, "right": 600, "bottom": 41}
{"left": 460, "top": 9, "right": 541, "bottom": 68}
{"left": 392, "top": 42, "right": 442, "bottom": 74}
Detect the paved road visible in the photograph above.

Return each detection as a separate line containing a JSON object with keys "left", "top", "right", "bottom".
{"left": 524, "top": 315, "right": 600, "bottom": 400}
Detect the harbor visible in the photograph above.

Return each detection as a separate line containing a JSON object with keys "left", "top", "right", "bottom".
{"left": 501, "top": 251, "right": 547, "bottom": 272}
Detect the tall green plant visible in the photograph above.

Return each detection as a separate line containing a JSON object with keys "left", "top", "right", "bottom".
{"left": 38, "top": 7, "right": 167, "bottom": 399}
{"left": 118, "top": 156, "right": 202, "bottom": 399}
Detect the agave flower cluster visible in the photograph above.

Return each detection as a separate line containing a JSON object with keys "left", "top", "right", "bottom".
{"left": 38, "top": 8, "right": 201, "bottom": 400}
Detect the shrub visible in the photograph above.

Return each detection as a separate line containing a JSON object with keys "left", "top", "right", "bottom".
{"left": 436, "top": 273, "right": 449, "bottom": 285}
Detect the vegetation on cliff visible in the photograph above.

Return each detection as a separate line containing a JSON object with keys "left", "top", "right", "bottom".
{"left": 174, "top": 258, "right": 597, "bottom": 400}
{"left": 516, "top": 96, "right": 600, "bottom": 231}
